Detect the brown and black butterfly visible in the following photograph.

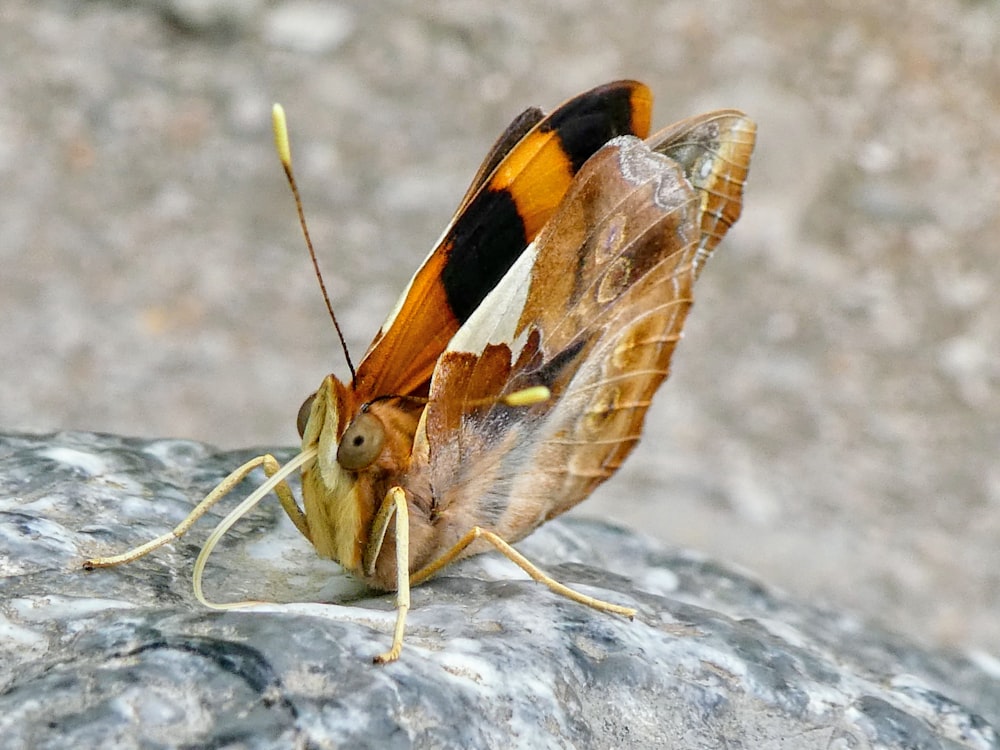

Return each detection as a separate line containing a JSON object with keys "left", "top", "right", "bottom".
{"left": 85, "top": 81, "right": 755, "bottom": 663}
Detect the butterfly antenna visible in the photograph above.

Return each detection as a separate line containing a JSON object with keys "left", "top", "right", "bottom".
{"left": 272, "top": 103, "right": 357, "bottom": 383}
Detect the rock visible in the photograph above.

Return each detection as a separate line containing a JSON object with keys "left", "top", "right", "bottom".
{"left": 0, "top": 431, "right": 997, "bottom": 749}
{"left": 152, "top": 0, "right": 265, "bottom": 37}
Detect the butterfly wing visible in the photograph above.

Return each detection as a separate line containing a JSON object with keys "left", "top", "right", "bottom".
{"left": 352, "top": 81, "right": 653, "bottom": 399}
{"left": 414, "top": 113, "right": 755, "bottom": 551}
{"left": 453, "top": 105, "right": 545, "bottom": 214}
{"left": 649, "top": 110, "right": 756, "bottom": 276}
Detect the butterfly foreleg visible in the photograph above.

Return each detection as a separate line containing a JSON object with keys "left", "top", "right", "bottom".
{"left": 266, "top": 455, "right": 310, "bottom": 541}
{"left": 411, "top": 527, "right": 637, "bottom": 619}
{"left": 83, "top": 453, "right": 308, "bottom": 569}
{"left": 367, "top": 486, "right": 411, "bottom": 664}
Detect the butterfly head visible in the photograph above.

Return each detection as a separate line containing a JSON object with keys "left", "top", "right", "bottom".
{"left": 297, "top": 376, "right": 385, "bottom": 472}
{"left": 298, "top": 375, "right": 382, "bottom": 494}
{"left": 295, "top": 374, "right": 424, "bottom": 573}
{"left": 294, "top": 374, "right": 371, "bottom": 568}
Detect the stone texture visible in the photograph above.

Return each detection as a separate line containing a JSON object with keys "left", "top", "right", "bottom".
{"left": 1, "top": 432, "right": 997, "bottom": 748}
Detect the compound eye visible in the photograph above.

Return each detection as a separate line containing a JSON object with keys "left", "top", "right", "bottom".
{"left": 336, "top": 411, "right": 385, "bottom": 470}
{"left": 296, "top": 393, "right": 317, "bottom": 438}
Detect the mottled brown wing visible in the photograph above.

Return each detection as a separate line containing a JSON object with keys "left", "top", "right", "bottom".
{"left": 649, "top": 111, "right": 756, "bottom": 277}
{"left": 416, "top": 114, "right": 753, "bottom": 545}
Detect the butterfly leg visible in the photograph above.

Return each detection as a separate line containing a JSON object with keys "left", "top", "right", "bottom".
{"left": 366, "top": 486, "right": 411, "bottom": 664}
{"left": 411, "top": 527, "right": 636, "bottom": 619}
{"left": 83, "top": 453, "right": 309, "bottom": 569}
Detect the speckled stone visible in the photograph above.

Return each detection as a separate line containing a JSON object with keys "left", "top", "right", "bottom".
{"left": 1, "top": 432, "right": 997, "bottom": 749}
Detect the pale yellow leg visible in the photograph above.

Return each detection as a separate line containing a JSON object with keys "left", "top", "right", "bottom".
{"left": 83, "top": 453, "right": 309, "bottom": 569}
{"left": 268, "top": 458, "right": 310, "bottom": 540}
{"left": 411, "top": 526, "right": 636, "bottom": 619}
{"left": 363, "top": 485, "right": 400, "bottom": 578}
{"left": 371, "top": 487, "right": 410, "bottom": 664}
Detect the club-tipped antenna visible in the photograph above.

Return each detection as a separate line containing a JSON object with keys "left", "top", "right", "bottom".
{"left": 272, "top": 103, "right": 356, "bottom": 383}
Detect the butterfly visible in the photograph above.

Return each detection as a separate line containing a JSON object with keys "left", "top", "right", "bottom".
{"left": 85, "top": 80, "right": 756, "bottom": 663}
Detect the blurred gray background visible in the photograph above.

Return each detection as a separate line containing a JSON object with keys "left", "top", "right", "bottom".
{"left": 3, "top": 1, "right": 998, "bottom": 656}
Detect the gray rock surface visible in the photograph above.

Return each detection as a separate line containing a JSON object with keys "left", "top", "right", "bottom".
{"left": 1, "top": 432, "right": 998, "bottom": 749}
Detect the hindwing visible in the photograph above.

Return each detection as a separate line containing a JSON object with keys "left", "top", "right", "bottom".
{"left": 416, "top": 113, "right": 755, "bottom": 544}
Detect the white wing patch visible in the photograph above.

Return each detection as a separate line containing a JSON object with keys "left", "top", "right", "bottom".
{"left": 445, "top": 241, "right": 538, "bottom": 358}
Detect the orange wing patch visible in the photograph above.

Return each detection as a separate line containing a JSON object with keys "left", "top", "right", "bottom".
{"left": 354, "top": 81, "right": 653, "bottom": 399}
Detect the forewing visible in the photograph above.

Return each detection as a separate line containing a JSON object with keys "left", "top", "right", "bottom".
{"left": 352, "top": 81, "right": 653, "bottom": 399}
{"left": 454, "top": 106, "right": 545, "bottom": 213}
